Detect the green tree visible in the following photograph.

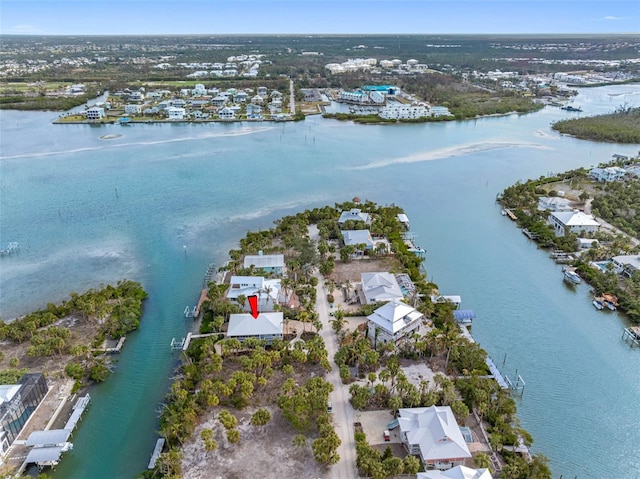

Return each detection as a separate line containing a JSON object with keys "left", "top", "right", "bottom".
{"left": 250, "top": 408, "right": 272, "bottom": 426}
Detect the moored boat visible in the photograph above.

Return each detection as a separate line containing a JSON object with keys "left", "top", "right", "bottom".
{"left": 563, "top": 267, "right": 581, "bottom": 284}
{"left": 592, "top": 298, "right": 604, "bottom": 310}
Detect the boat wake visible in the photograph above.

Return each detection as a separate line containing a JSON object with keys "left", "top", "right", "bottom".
{"left": 344, "top": 141, "right": 553, "bottom": 170}
{"left": 0, "top": 127, "right": 274, "bottom": 161}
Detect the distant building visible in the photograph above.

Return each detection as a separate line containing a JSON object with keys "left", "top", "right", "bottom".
{"left": 589, "top": 166, "right": 626, "bottom": 183}
{"left": 167, "top": 107, "right": 186, "bottom": 120}
{"left": 538, "top": 196, "right": 572, "bottom": 212}
{"left": 85, "top": 107, "right": 105, "bottom": 120}
{"left": 380, "top": 104, "right": 429, "bottom": 120}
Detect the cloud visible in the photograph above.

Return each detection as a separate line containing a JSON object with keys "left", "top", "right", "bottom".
{"left": 6, "top": 24, "right": 43, "bottom": 34}
{"left": 603, "top": 16, "right": 624, "bottom": 20}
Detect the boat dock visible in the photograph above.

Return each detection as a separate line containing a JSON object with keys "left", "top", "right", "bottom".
{"left": 502, "top": 209, "right": 517, "bottom": 221}
{"left": 622, "top": 326, "right": 640, "bottom": 347}
{"left": 148, "top": 438, "right": 165, "bottom": 469}
{"left": 64, "top": 394, "right": 91, "bottom": 432}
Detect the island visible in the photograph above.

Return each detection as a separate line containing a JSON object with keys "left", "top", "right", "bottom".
{"left": 142, "top": 200, "right": 551, "bottom": 479}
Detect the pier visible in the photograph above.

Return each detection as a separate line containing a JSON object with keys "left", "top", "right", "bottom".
{"left": 148, "top": 438, "right": 165, "bottom": 469}
{"left": 622, "top": 326, "right": 640, "bottom": 347}
{"left": 502, "top": 209, "right": 517, "bottom": 221}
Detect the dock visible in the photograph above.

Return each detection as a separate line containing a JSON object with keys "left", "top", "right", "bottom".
{"left": 148, "top": 438, "right": 165, "bottom": 469}
{"left": 64, "top": 394, "right": 91, "bottom": 432}
{"left": 622, "top": 326, "right": 640, "bottom": 347}
{"left": 502, "top": 209, "right": 517, "bottom": 221}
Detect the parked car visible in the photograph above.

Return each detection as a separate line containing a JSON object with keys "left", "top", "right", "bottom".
{"left": 383, "top": 430, "right": 390, "bottom": 442}
{"left": 327, "top": 401, "right": 333, "bottom": 413}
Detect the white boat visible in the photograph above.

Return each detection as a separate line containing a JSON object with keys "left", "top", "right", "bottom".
{"left": 592, "top": 299, "right": 604, "bottom": 310}
{"left": 604, "top": 301, "right": 617, "bottom": 311}
{"left": 563, "top": 268, "right": 581, "bottom": 284}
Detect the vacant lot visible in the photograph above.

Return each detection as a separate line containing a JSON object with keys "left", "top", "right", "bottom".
{"left": 327, "top": 256, "right": 404, "bottom": 285}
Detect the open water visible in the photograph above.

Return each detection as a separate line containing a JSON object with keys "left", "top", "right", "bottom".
{"left": 1, "top": 84, "right": 639, "bottom": 478}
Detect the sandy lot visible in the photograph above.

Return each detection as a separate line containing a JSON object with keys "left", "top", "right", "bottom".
{"left": 327, "top": 257, "right": 404, "bottom": 285}
{"left": 181, "top": 406, "right": 326, "bottom": 479}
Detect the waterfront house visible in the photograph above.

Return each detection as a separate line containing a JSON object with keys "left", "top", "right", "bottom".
{"left": 537, "top": 196, "right": 572, "bottom": 212}
{"left": 611, "top": 255, "right": 640, "bottom": 278}
{"left": 397, "top": 213, "right": 410, "bottom": 229}
{"left": 379, "top": 104, "right": 429, "bottom": 120}
{"left": 417, "top": 465, "right": 493, "bottom": 479}
{"left": 366, "top": 299, "right": 423, "bottom": 345}
{"left": 226, "top": 312, "right": 283, "bottom": 344}
{"left": 246, "top": 104, "right": 263, "bottom": 119}
{"left": 398, "top": 405, "right": 471, "bottom": 470}
{"left": 547, "top": 211, "right": 600, "bottom": 237}
{"left": 167, "top": 107, "right": 186, "bottom": 120}
{"left": 124, "top": 104, "right": 141, "bottom": 116}
{"left": 360, "top": 272, "right": 404, "bottom": 304}
{"left": 226, "top": 276, "right": 281, "bottom": 311}
{"left": 589, "top": 166, "right": 626, "bottom": 183}
{"left": 218, "top": 107, "right": 235, "bottom": 120}
{"left": 338, "top": 208, "right": 372, "bottom": 227}
{"left": 85, "top": 107, "right": 105, "bottom": 120}
{"left": 243, "top": 253, "right": 285, "bottom": 275}
{"left": 171, "top": 99, "right": 186, "bottom": 108}
{"left": 342, "top": 230, "right": 375, "bottom": 250}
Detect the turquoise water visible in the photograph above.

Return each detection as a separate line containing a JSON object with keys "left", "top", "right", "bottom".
{"left": 1, "top": 84, "right": 640, "bottom": 478}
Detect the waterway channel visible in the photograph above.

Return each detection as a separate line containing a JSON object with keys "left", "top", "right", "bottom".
{"left": 0, "top": 84, "right": 639, "bottom": 478}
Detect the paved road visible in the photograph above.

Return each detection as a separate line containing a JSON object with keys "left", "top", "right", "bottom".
{"left": 308, "top": 225, "right": 358, "bottom": 479}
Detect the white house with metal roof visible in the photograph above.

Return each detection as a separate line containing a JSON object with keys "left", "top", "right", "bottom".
{"left": 243, "top": 253, "right": 285, "bottom": 275}
{"left": 612, "top": 255, "right": 640, "bottom": 278}
{"left": 226, "top": 276, "right": 281, "bottom": 311}
{"left": 360, "top": 272, "right": 404, "bottom": 304}
{"left": 537, "top": 196, "right": 572, "bottom": 212}
{"left": 398, "top": 405, "right": 471, "bottom": 470}
{"left": 417, "top": 465, "right": 493, "bottom": 479}
{"left": 589, "top": 166, "right": 626, "bottom": 183}
{"left": 366, "top": 299, "right": 424, "bottom": 345}
{"left": 547, "top": 211, "right": 600, "bottom": 237}
{"left": 342, "top": 230, "right": 375, "bottom": 250}
{"left": 338, "top": 208, "right": 372, "bottom": 227}
{"left": 226, "top": 312, "right": 283, "bottom": 343}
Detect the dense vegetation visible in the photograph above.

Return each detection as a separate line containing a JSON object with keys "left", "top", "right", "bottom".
{"left": 0, "top": 280, "right": 147, "bottom": 387}
{"left": 552, "top": 106, "right": 640, "bottom": 143}
{"left": 499, "top": 160, "right": 640, "bottom": 323}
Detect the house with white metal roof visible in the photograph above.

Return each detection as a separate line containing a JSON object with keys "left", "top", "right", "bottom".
{"left": 243, "top": 253, "right": 285, "bottom": 275}
{"left": 547, "top": 211, "right": 600, "bottom": 237}
{"left": 589, "top": 166, "right": 626, "bottom": 183}
{"left": 226, "top": 276, "right": 281, "bottom": 311}
{"left": 338, "top": 208, "right": 372, "bottom": 227}
{"left": 398, "top": 405, "right": 471, "bottom": 470}
{"left": 226, "top": 312, "right": 283, "bottom": 343}
{"left": 366, "top": 299, "right": 423, "bottom": 346}
{"left": 537, "top": 196, "right": 572, "bottom": 212}
{"left": 360, "top": 272, "right": 404, "bottom": 305}
{"left": 417, "top": 465, "right": 493, "bottom": 479}
{"left": 342, "top": 230, "right": 375, "bottom": 249}
{"left": 397, "top": 213, "right": 410, "bottom": 229}
{"left": 612, "top": 255, "right": 640, "bottom": 278}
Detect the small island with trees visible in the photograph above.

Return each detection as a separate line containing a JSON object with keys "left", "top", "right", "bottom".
{"left": 552, "top": 106, "right": 640, "bottom": 143}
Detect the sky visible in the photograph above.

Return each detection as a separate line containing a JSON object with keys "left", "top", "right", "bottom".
{"left": 1, "top": 1, "right": 638, "bottom": 36}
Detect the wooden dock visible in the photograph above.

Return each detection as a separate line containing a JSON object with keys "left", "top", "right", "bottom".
{"left": 503, "top": 209, "right": 517, "bottom": 221}
{"left": 148, "top": 438, "right": 165, "bottom": 469}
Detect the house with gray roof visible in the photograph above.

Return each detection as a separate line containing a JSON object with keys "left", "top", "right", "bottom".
{"left": 547, "top": 211, "right": 600, "bottom": 237}
{"left": 342, "top": 230, "right": 375, "bottom": 249}
{"left": 398, "top": 405, "right": 471, "bottom": 470}
{"left": 226, "top": 312, "right": 283, "bottom": 343}
{"left": 360, "top": 272, "right": 404, "bottom": 304}
{"left": 338, "top": 208, "right": 372, "bottom": 227}
{"left": 226, "top": 276, "right": 281, "bottom": 311}
{"left": 366, "top": 299, "right": 423, "bottom": 346}
{"left": 612, "top": 255, "right": 640, "bottom": 278}
{"left": 417, "top": 465, "right": 493, "bottom": 479}
{"left": 243, "top": 253, "right": 285, "bottom": 275}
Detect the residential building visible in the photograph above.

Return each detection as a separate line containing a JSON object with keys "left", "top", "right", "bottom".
{"left": 226, "top": 312, "right": 283, "bottom": 344}
{"left": 85, "top": 107, "right": 105, "bottom": 120}
{"left": 537, "top": 196, "right": 572, "bottom": 212}
{"left": 366, "top": 299, "right": 424, "bottom": 345}
{"left": 338, "top": 208, "right": 372, "bottom": 227}
{"left": 342, "top": 230, "right": 375, "bottom": 250}
{"left": 589, "top": 166, "right": 626, "bottom": 183}
{"left": 257, "top": 86, "right": 268, "bottom": 96}
{"left": 234, "top": 91, "right": 249, "bottom": 103}
{"left": 417, "top": 465, "right": 493, "bottom": 479}
{"left": 547, "top": 211, "right": 600, "bottom": 237}
{"left": 380, "top": 104, "right": 429, "bottom": 120}
{"left": 167, "top": 107, "right": 186, "bottom": 120}
{"left": 611, "top": 255, "right": 640, "bottom": 278}
{"left": 218, "top": 107, "right": 236, "bottom": 120}
{"left": 124, "top": 104, "right": 141, "bottom": 115}
{"left": 128, "top": 91, "right": 144, "bottom": 102}
{"left": 243, "top": 253, "right": 285, "bottom": 275}
{"left": 226, "top": 276, "right": 281, "bottom": 311}
{"left": 212, "top": 95, "right": 228, "bottom": 107}
{"left": 398, "top": 405, "right": 471, "bottom": 470}
{"left": 360, "top": 272, "right": 404, "bottom": 305}
{"left": 430, "top": 106, "right": 452, "bottom": 117}
{"left": 397, "top": 213, "right": 410, "bottom": 229}
{"left": 0, "top": 373, "right": 48, "bottom": 454}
